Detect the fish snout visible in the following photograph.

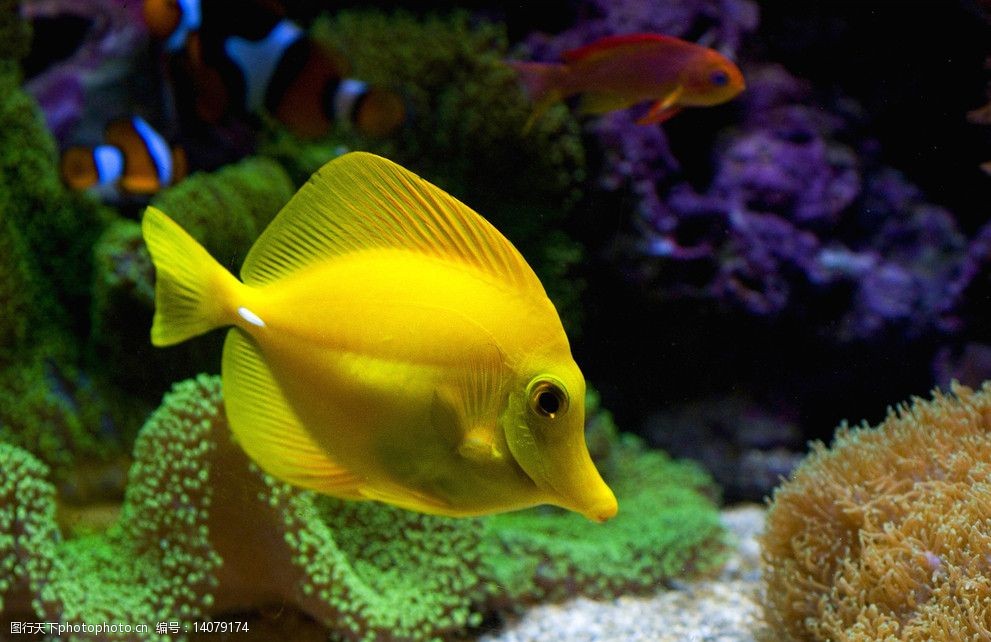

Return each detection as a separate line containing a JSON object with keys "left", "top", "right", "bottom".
{"left": 582, "top": 492, "right": 619, "bottom": 523}
{"left": 553, "top": 465, "right": 618, "bottom": 523}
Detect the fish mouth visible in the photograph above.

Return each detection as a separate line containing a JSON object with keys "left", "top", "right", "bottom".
{"left": 540, "top": 474, "right": 618, "bottom": 523}
{"left": 581, "top": 496, "right": 618, "bottom": 523}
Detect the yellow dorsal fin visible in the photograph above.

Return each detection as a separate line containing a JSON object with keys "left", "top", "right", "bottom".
{"left": 222, "top": 328, "right": 365, "bottom": 498}
{"left": 239, "top": 152, "right": 545, "bottom": 296}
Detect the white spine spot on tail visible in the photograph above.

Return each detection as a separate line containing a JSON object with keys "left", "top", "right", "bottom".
{"left": 238, "top": 306, "right": 266, "bottom": 327}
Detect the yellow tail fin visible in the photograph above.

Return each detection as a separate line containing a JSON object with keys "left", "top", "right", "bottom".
{"left": 141, "top": 206, "right": 241, "bottom": 346}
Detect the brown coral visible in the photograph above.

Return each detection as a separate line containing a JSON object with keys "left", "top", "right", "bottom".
{"left": 761, "top": 383, "right": 991, "bottom": 640}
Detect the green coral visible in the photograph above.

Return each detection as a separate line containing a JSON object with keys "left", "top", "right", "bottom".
{"left": 0, "top": 208, "right": 39, "bottom": 353}
{"left": 1, "top": 376, "right": 485, "bottom": 641}
{"left": 310, "top": 11, "right": 584, "bottom": 206}
{"left": 0, "top": 6, "right": 124, "bottom": 476}
{"left": 0, "top": 442, "right": 58, "bottom": 618}
{"left": 42, "top": 375, "right": 224, "bottom": 640}
{"left": 480, "top": 390, "right": 727, "bottom": 607}
{"left": 273, "top": 491, "right": 485, "bottom": 641}
{"left": 0, "top": 341, "right": 124, "bottom": 473}
{"left": 148, "top": 157, "right": 295, "bottom": 270}
{"left": 0, "top": 376, "right": 728, "bottom": 640}
{"left": 0, "top": 69, "right": 111, "bottom": 332}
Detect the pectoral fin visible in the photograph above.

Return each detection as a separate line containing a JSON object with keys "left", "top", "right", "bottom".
{"left": 637, "top": 86, "right": 684, "bottom": 125}
{"left": 430, "top": 343, "right": 508, "bottom": 465}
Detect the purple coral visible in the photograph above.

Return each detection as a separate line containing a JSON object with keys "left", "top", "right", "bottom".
{"left": 519, "top": 0, "right": 983, "bottom": 341}
{"left": 603, "top": 62, "right": 974, "bottom": 340}
{"left": 22, "top": 0, "right": 152, "bottom": 141}
{"left": 521, "top": 0, "right": 759, "bottom": 62}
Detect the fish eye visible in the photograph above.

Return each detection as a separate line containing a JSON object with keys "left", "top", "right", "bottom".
{"left": 527, "top": 379, "right": 569, "bottom": 419}
{"left": 710, "top": 70, "right": 730, "bottom": 87}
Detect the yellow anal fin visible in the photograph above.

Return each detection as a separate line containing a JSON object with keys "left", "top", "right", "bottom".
{"left": 359, "top": 482, "right": 453, "bottom": 516}
{"left": 637, "top": 86, "right": 684, "bottom": 124}
{"left": 222, "top": 328, "right": 364, "bottom": 498}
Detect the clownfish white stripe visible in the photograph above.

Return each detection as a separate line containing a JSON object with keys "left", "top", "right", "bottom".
{"left": 131, "top": 116, "right": 173, "bottom": 185}
{"left": 93, "top": 145, "right": 125, "bottom": 185}
{"left": 225, "top": 20, "right": 304, "bottom": 112}
{"left": 334, "top": 78, "right": 368, "bottom": 123}
{"left": 165, "top": 0, "right": 202, "bottom": 52}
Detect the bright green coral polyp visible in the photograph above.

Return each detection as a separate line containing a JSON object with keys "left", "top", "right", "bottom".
{"left": 0, "top": 376, "right": 726, "bottom": 640}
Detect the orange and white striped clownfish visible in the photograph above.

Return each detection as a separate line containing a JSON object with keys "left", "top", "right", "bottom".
{"left": 60, "top": 116, "right": 188, "bottom": 195}
{"left": 143, "top": 0, "right": 405, "bottom": 138}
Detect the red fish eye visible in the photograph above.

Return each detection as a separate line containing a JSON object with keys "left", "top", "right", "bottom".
{"left": 710, "top": 70, "right": 730, "bottom": 87}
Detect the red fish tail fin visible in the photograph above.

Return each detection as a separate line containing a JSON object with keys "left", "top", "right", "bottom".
{"left": 508, "top": 61, "right": 566, "bottom": 101}
{"left": 507, "top": 61, "right": 567, "bottom": 134}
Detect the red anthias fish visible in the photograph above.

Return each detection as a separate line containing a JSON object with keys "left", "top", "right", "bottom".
{"left": 510, "top": 33, "right": 745, "bottom": 131}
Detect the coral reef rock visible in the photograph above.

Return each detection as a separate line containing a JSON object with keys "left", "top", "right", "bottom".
{"left": 761, "top": 382, "right": 991, "bottom": 640}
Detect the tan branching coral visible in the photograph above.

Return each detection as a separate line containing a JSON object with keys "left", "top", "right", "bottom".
{"left": 761, "top": 382, "right": 991, "bottom": 641}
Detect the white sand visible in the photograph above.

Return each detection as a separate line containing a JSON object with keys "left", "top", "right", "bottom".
{"left": 477, "top": 505, "right": 773, "bottom": 642}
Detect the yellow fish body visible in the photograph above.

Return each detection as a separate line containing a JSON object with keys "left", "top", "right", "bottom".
{"left": 141, "top": 152, "right": 618, "bottom": 522}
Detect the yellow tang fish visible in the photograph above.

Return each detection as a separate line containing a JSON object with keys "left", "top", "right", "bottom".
{"left": 142, "top": 152, "right": 618, "bottom": 522}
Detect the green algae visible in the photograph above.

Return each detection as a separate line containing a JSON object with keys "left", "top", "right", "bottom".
{"left": 0, "top": 442, "right": 58, "bottom": 617}
{"left": 0, "top": 376, "right": 728, "bottom": 640}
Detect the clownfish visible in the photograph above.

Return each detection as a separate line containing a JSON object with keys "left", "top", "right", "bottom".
{"left": 60, "top": 116, "right": 187, "bottom": 195}
{"left": 510, "top": 33, "right": 745, "bottom": 132}
{"left": 141, "top": 152, "right": 618, "bottom": 522}
{"left": 143, "top": 0, "right": 405, "bottom": 138}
